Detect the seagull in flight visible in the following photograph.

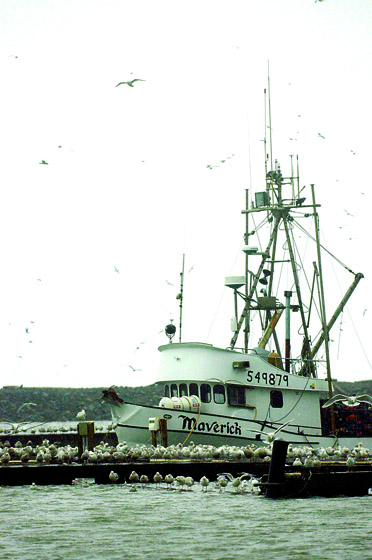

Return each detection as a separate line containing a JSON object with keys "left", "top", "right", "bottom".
{"left": 17, "top": 402, "right": 37, "bottom": 414}
{"left": 322, "top": 394, "right": 372, "bottom": 408}
{"left": 127, "top": 364, "right": 142, "bottom": 372}
{"left": 247, "top": 419, "right": 294, "bottom": 442}
{"left": 116, "top": 79, "right": 145, "bottom": 87}
{"left": 39, "top": 160, "right": 48, "bottom": 165}
{"left": 318, "top": 133, "right": 325, "bottom": 139}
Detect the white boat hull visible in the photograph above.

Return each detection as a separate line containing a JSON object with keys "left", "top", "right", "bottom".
{"left": 111, "top": 401, "right": 372, "bottom": 450}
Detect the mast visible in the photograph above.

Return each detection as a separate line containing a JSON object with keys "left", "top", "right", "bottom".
{"left": 230, "top": 213, "right": 281, "bottom": 349}
{"left": 244, "top": 189, "right": 250, "bottom": 352}
{"left": 282, "top": 217, "right": 316, "bottom": 377}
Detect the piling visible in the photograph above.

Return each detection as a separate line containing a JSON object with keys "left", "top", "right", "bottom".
{"left": 265, "top": 438, "right": 289, "bottom": 498}
{"left": 77, "top": 421, "right": 95, "bottom": 456}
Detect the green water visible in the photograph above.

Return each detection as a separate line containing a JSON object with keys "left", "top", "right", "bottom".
{"left": 0, "top": 483, "right": 371, "bottom": 560}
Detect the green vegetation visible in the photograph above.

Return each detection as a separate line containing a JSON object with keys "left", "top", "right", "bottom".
{"left": 0, "top": 385, "right": 163, "bottom": 423}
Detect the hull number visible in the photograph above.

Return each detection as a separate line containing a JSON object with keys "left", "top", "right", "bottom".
{"left": 246, "top": 370, "right": 289, "bottom": 387}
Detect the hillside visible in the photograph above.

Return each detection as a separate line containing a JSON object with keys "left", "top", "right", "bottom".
{"left": 1, "top": 381, "right": 371, "bottom": 424}
{"left": 0, "top": 385, "right": 163, "bottom": 423}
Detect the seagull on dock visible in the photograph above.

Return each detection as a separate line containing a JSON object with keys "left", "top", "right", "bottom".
{"left": 76, "top": 409, "right": 86, "bottom": 420}
{"left": 322, "top": 394, "right": 372, "bottom": 408}
{"left": 115, "top": 79, "right": 145, "bottom": 87}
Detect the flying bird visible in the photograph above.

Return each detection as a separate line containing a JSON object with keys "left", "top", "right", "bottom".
{"left": 17, "top": 402, "right": 37, "bottom": 414}
{"left": 115, "top": 79, "right": 145, "bottom": 87}
{"left": 127, "top": 364, "right": 141, "bottom": 372}
{"left": 322, "top": 394, "right": 372, "bottom": 408}
{"left": 247, "top": 419, "right": 294, "bottom": 442}
{"left": 39, "top": 160, "right": 48, "bottom": 165}
{"left": 114, "top": 266, "right": 120, "bottom": 274}
{"left": 318, "top": 133, "right": 325, "bottom": 139}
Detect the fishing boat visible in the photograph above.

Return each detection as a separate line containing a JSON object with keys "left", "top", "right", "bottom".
{"left": 103, "top": 89, "right": 372, "bottom": 449}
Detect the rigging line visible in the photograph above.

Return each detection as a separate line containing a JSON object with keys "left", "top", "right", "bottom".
{"left": 271, "top": 376, "right": 312, "bottom": 424}
{"left": 319, "top": 227, "right": 370, "bottom": 368}
{"left": 341, "top": 310, "right": 372, "bottom": 370}
{"left": 249, "top": 214, "right": 270, "bottom": 238}
{"left": 289, "top": 223, "right": 321, "bottom": 323}
{"left": 205, "top": 245, "right": 242, "bottom": 343}
{"left": 294, "top": 221, "right": 357, "bottom": 275}
{"left": 337, "top": 312, "right": 344, "bottom": 360}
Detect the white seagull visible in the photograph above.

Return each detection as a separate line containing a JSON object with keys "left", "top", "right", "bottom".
{"left": 76, "top": 409, "right": 86, "bottom": 420}
{"left": 116, "top": 79, "right": 145, "bottom": 87}
{"left": 322, "top": 394, "right": 372, "bottom": 408}
{"left": 247, "top": 419, "right": 294, "bottom": 442}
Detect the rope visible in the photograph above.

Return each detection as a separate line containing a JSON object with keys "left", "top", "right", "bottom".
{"left": 181, "top": 409, "right": 201, "bottom": 446}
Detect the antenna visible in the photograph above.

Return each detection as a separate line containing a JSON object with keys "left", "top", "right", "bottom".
{"left": 178, "top": 254, "right": 185, "bottom": 342}
{"left": 267, "top": 62, "right": 274, "bottom": 181}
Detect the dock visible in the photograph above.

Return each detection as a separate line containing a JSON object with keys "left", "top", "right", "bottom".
{"left": 1, "top": 429, "right": 372, "bottom": 497}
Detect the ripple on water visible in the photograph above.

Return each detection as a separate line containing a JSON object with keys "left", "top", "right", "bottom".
{"left": 1, "top": 486, "right": 372, "bottom": 560}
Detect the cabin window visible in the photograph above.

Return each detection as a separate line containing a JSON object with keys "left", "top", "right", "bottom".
{"left": 189, "top": 383, "right": 199, "bottom": 397}
{"left": 213, "top": 384, "right": 226, "bottom": 404}
{"left": 227, "top": 385, "right": 246, "bottom": 407}
{"left": 170, "top": 384, "right": 178, "bottom": 397}
{"left": 200, "top": 384, "right": 211, "bottom": 403}
{"left": 270, "top": 390, "right": 283, "bottom": 408}
{"left": 179, "top": 383, "right": 188, "bottom": 397}
{"left": 164, "top": 385, "right": 170, "bottom": 397}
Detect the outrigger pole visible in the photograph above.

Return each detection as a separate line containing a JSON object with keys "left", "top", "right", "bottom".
{"left": 307, "top": 271, "right": 364, "bottom": 365}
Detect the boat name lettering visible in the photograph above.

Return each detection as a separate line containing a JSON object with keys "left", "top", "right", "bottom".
{"left": 246, "top": 370, "right": 289, "bottom": 387}
{"left": 179, "top": 415, "right": 242, "bottom": 435}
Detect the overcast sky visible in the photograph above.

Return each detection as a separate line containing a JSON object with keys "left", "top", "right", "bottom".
{"left": 0, "top": 0, "right": 371, "bottom": 388}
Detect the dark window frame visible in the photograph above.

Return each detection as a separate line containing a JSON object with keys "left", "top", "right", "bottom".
{"left": 270, "top": 389, "right": 283, "bottom": 408}
{"left": 200, "top": 383, "right": 211, "bottom": 403}
{"left": 179, "top": 383, "right": 188, "bottom": 397}
{"left": 227, "top": 384, "right": 246, "bottom": 407}
{"left": 213, "top": 384, "right": 226, "bottom": 404}
{"left": 189, "top": 383, "right": 199, "bottom": 397}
